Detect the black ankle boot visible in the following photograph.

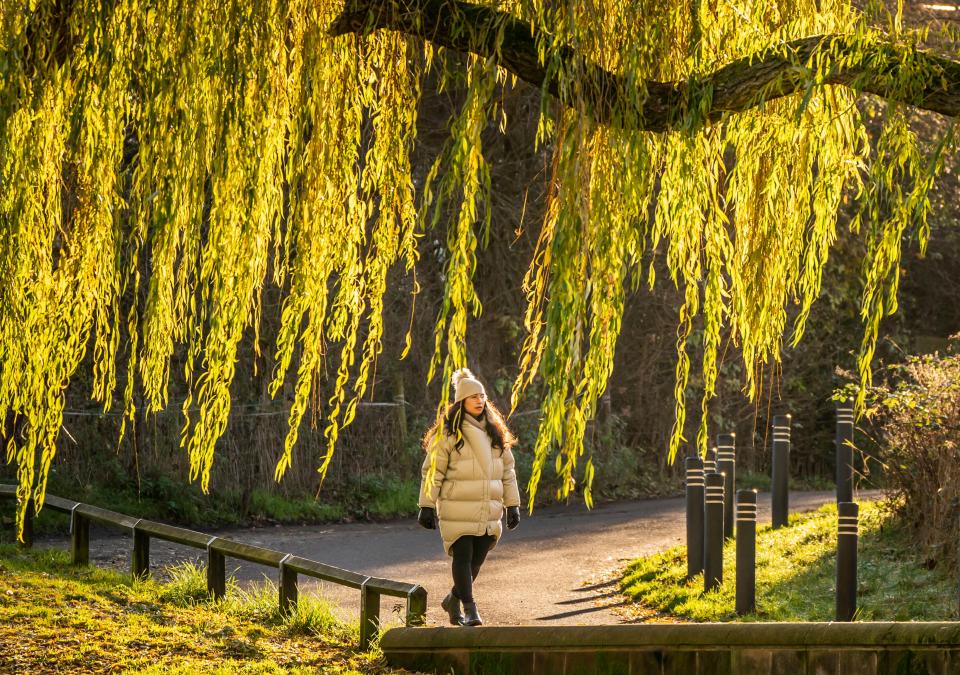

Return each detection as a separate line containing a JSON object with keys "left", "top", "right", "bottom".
{"left": 441, "top": 592, "right": 463, "bottom": 626}
{"left": 460, "top": 601, "right": 483, "bottom": 626}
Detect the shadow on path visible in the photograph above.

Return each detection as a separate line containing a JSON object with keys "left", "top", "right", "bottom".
{"left": 37, "top": 490, "right": 872, "bottom": 626}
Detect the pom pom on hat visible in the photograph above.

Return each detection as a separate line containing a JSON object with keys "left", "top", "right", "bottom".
{"left": 452, "top": 368, "right": 486, "bottom": 403}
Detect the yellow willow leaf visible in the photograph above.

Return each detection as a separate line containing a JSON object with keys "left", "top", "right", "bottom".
{"left": 2, "top": 0, "right": 956, "bottom": 537}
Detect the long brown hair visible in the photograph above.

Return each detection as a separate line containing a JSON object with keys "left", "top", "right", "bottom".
{"left": 422, "top": 399, "right": 517, "bottom": 453}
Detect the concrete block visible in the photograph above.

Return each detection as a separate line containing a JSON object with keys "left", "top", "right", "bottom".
{"left": 698, "top": 649, "right": 732, "bottom": 675}
{"left": 661, "top": 650, "right": 696, "bottom": 675}
{"left": 593, "top": 651, "right": 632, "bottom": 675}
{"left": 916, "top": 650, "right": 949, "bottom": 675}
{"left": 771, "top": 649, "right": 805, "bottom": 674}
{"left": 732, "top": 649, "right": 772, "bottom": 674}
{"left": 877, "top": 649, "right": 933, "bottom": 675}
{"left": 471, "top": 650, "right": 535, "bottom": 675}
{"left": 838, "top": 650, "right": 877, "bottom": 675}
{"left": 630, "top": 650, "right": 665, "bottom": 675}
{"left": 945, "top": 650, "right": 960, "bottom": 675}
{"left": 533, "top": 650, "right": 567, "bottom": 674}
{"left": 563, "top": 651, "right": 597, "bottom": 675}
{"left": 808, "top": 650, "right": 839, "bottom": 675}
{"left": 441, "top": 650, "right": 471, "bottom": 675}
{"left": 389, "top": 649, "right": 469, "bottom": 674}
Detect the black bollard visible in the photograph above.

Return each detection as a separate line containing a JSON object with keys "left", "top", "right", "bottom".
{"left": 836, "top": 502, "right": 859, "bottom": 621}
{"left": 836, "top": 401, "right": 855, "bottom": 503}
{"left": 685, "top": 456, "right": 705, "bottom": 579}
{"left": 704, "top": 446, "right": 718, "bottom": 474}
{"left": 717, "top": 433, "right": 737, "bottom": 539}
{"left": 735, "top": 490, "right": 758, "bottom": 615}
{"left": 704, "top": 472, "right": 725, "bottom": 592}
{"left": 771, "top": 415, "right": 792, "bottom": 529}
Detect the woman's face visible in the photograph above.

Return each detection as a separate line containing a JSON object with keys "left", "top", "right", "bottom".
{"left": 463, "top": 392, "right": 486, "bottom": 417}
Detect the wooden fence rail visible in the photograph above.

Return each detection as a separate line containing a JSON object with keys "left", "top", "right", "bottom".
{"left": 0, "top": 484, "right": 425, "bottom": 648}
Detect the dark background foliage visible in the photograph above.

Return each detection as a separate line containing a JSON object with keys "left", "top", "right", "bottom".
{"left": 2, "top": 56, "right": 959, "bottom": 527}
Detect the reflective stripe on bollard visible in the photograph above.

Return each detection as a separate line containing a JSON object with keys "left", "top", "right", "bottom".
{"left": 836, "top": 502, "right": 859, "bottom": 621}
{"left": 717, "top": 433, "right": 736, "bottom": 540}
{"left": 771, "top": 415, "right": 791, "bottom": 529}
{"left": 704, "top": 446, "right": 718, "bottom": 475}
{"left": 685, "top": 456, "right": 705, "bottom": 579}
{"left": 704, "top": 472, "right": 725, "bottom": 592}
{"left": 736, "top": 489, "right": 757, "bottom": 615}
{"left": 836, "top": 402, "right": 855, "bottom": 504}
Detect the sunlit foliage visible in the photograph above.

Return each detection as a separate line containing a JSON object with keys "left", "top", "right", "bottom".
{"left": 1, "top": 0, "right": 957, "bottom": 536}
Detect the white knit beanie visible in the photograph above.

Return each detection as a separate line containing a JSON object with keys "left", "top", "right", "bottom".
{"left": 452, "top": 368, "right": 486, "bottom": 403}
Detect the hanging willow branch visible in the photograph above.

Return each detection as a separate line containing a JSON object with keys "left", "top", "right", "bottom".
{"left": 330, "top": 0, "right": 960, "bottom": 129}
{"left": 2, "top": 0, "right": 958, "bottom": 538}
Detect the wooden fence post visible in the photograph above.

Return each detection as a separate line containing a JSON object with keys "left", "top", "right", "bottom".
{"left": 0, "top": 487, "right": 428, "bottom": 650}
{"left": 359, "top": 579, "right": 381, "bottom": 650}
{"left": 279, "top": 556, "right": 298, "bottom": 617}
{"left": 406, "top": 586, "right": 427, "bottom": 627}
{"left": 71, "top": 507, "right": 89, "bottom": 565}
{"left": 132, "top": 522, "right": 150, "bottom": 579}
{"left": 207, "top": 538, "right": 226, "bottom": 600}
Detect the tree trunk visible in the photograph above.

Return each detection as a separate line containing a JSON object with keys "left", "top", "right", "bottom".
{"left": 330, "top": 0, "right": 960, "bottom": 130}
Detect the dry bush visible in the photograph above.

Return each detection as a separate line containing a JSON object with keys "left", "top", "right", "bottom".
{"left": 862, "top": 335, "right": 960, "bottom": 570}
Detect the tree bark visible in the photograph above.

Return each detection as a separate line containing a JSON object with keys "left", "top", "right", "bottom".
{"left": 329, "top": 0, "right": 960, "bottom": 131}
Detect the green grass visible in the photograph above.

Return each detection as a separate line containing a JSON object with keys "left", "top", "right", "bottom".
{"left": 735, "top": 471, "right": 835, "bottom": 492}
{"left": 249, "top": 491, "right": 346, "bottom": 523}
{"left": 363, "top": 479, "right": 420, "bottom": 519}
{"left": 0, "top": 474, "right": 423, "bottom": 544}
{"left": 620, "top": 500, "right": 958, "bottom": 622}
{"left": 0, "top": 545, "right": 414, "bottom": 674}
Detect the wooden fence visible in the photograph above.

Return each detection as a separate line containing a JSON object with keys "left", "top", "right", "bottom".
{"left": 0, "top": 484, "right": 426, "bottom": 649}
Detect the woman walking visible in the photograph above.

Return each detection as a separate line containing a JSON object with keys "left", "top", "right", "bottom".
{"left": 417, "top": 368, "right": 522, "bottom": 626}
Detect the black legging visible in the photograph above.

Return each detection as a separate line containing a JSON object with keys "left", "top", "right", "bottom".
{"left": 450, "top": 534, "right": 495, "bottom": 604}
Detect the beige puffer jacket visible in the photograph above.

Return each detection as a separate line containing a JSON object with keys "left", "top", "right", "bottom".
{"left": 418, "top": 413, "right": 522, "bottom": 556}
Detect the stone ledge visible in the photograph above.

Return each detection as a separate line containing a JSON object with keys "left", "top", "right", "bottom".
{"left": 381, "top": 623, "right": 960, "bottom": 650}
{"left": 381, "top": 624, "right": 960, "bottom": 674}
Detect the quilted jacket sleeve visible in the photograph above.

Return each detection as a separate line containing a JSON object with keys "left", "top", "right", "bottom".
{"left": 501, "top": 446, "right": 522, "bottom": 508}
{"left": 418, "top": 435, "right": 452, "bottom": 508}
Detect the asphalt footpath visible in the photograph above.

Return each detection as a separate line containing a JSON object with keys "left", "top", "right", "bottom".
{"left": 40, "top": 489, "right": 876, "bottom": 627}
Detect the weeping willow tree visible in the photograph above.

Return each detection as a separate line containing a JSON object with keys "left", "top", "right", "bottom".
{"left": 2, "top": 0, "right": 959, "bottom": 537}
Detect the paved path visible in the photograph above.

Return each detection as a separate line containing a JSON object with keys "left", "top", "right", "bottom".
{"left": 42, "top": 490, "right": 873, "bottom": 627}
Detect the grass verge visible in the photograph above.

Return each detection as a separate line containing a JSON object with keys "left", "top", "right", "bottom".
{"left": 0, "top": 475, "right": 423, "bottom": 543}
{"left": 620, "top": 499, "right": 958, "bottom": 622}
{"left": 734, "top": 471, "right": 836, "bottom": 492}
{"left": 0, "top": 545, "right": 415, "bottom": 674}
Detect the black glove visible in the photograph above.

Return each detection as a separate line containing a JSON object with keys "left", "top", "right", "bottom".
{"left": 417, "top": 507, "right": 438, "bottom": 530}
{"left": 506, "top": 506, "right": 520, "bottom": 530}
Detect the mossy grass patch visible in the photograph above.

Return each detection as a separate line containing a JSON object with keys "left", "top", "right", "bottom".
{"left": 620, "top": 500, "right": 957, "bottom": 622}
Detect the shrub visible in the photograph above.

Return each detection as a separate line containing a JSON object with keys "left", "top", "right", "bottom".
{"left": 225, "top": 579, "right": 353, "bottom": 641}
{"left": 860, "top": 335, "right": 960, "bottom": 571}
{"left": 160, "top": 561, "right": 235, "bottom": 606}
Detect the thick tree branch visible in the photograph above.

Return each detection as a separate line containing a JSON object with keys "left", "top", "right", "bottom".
{"left": 329, "top": 0, "right": 960, "bottom": 131}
